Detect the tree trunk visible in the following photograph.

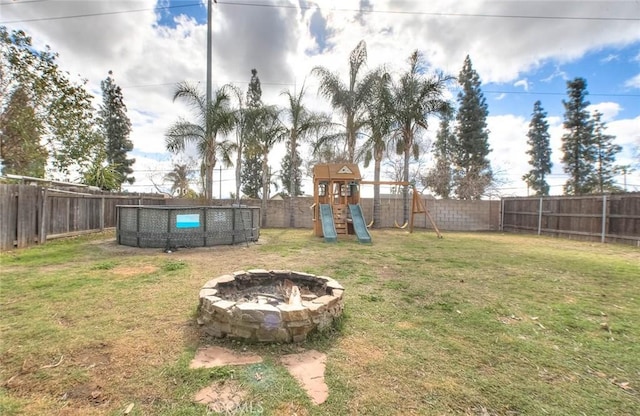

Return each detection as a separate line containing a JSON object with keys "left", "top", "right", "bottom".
{"left": 288, "top": 132, "right": 297, "bottom": 227}
{"left": 235, "top": 145, "right": 242, "bottom": 205}
{"left": 373, "top": 147, "right": 382, "bottom": 228}
{"left": 403, "top": 136, "right": 411, "bottom": 224}
{"left": 205, "top": 146, "right": 215, "bottom": 201}
{"left": 261, "top": 152, "right": 269, "bottom": 226}
{"left": 346, "top": 113, "right": 355, "bottom": 162}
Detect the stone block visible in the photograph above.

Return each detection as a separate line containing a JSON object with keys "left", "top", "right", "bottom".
{"left": 199, "top": 288, "right": 219, "bottom": 298}
{"left": 230, "top": 326, "right": 254, "bottom": 339}
{"left": 313, "top": 295, "right": 338, "bottom": 308}
{"left": 325, "top": 279, "right": 344, "bottom": 290}
{"left": 204, "top": 295, "right": 222, "bottom": 304}
{"left": 302, "top": 301, "right": 326, "bottom": 314}
{"left": 247, "top": 268, "right": 270, "bottom": 277}
{"left": 256, "top": 327, "right": 291, "bottom": 342}
{"left": 286, "top": 319, "right": 313, "bottom": 328}
{"left": 235, "top": 303, "right": 282, "bottom": 326}
{"left": 214, "top": 274, "right": 236, "bottom": 284}
{"left": 212, "top": 300, "right": 236, "bottom": 313}
{"left": 277, "top": 304, "right": 310, "bottom": 322}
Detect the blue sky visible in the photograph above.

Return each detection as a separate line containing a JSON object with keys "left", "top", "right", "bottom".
{"left": 1, "top": 0, "right": 639, "bottom": 196}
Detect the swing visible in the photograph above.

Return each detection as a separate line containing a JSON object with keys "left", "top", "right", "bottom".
{"left": 392, "top": 186, "right": 409, "bottom": 229}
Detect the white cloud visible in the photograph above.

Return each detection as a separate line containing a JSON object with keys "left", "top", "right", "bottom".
{"left": 2, "top": 0, "right": 639, "bottom": 195}
{"left": 624, "top": 73, "right": 640, "bottom": 89}
{"left": 587, "top": 102, "right": 621, "bottom": 121}
{"left": 600, "top": 53, "right": 619, "bottom": 63}
{"left": 514, "top": 79, "right": 530, "bottom": 91}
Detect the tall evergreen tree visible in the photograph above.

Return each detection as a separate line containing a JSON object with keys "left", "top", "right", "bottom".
{"left": 241, "top": 151, "right": 262, "bottom": 198}
{"left": 241, "top": 69, "right": 264, "bottom": 199}
{"left": 589, "top": 110, "right": 621, "bottom": 193}
{"left": 453, "top": 55, "right": 492, "bottom": 200}
{"left": 424, "top": 109, "right": 455, "bottom": 198}
{"left": 280, "top": 146, "right": 303, "bottom": 197}
{"left": 99, "top": 71, "right": 134, "bottom": 188}
{"left": 0, "top": 86, "right": 47, "bottom": 177}
{"left": 561, "top": 77, "right": 595, "bottom": 195}
{"left": 523, "top": 100, "right": 552, "bottom": 196}
{"left": 248, "top": 104, "right": 287, "bottom": 225}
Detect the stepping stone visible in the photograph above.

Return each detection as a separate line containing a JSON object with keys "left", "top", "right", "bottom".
{"left": 194, "top": 380, "right": 247, "bottom": 412}
{"left": 189, "top": 346, "right": 263, "bottom": 368}
{"left": 280, "top": 349, "right": 328, "bottom": 405}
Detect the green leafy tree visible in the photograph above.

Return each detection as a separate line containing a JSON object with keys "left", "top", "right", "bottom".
{"left": 561, "top": 77, "right": 595, "bottom": 195}
{"left": 523, "top": 100, "right": 552, "bottom": 196}
{"left": 589, "top": 110, "right": 621, "bottom": 193}
{"left": 312, "top": 40, "right": 374, "bottom": 162}
{"left": 0, "top": 86, "right": 47, "bottom": 177}
{"left": 165, "top": 82, "right": 235, "bottom": 200}
{"left": 391, "top": 51, "right": 451, "bottom": 217}
{"left": 453, "top": 55, "right": 492, "bottom": 200}
{"left": 99, "top": 71, "right": 134, "bottom": 188}
{"left": 1, "top": 27, "right": 100, "bottom": 177}
{"left": 424, "top": 108, "right": 455, "bottom": 198}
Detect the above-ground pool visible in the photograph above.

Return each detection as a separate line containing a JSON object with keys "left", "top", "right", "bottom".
{"left": 116, "top": 205, "right": 260, "bottom": 248}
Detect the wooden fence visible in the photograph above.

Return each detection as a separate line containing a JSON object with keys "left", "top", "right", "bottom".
{"left": 3, "top": 184, "right": 637, "bottom": 250}
{"left": 502, "top": 193, "right": 640, "bottom": 246}
{"left": 0, "top": 184, "right": 166, "bottom": 251}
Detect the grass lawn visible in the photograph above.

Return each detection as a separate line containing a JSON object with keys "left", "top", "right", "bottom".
{"left": 1, "top": 229, "right": 639, "bottom": 415}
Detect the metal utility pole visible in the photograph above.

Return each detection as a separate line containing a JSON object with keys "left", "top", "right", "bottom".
{"left": 207, "top": 0, "right": 213, "bottom": 110}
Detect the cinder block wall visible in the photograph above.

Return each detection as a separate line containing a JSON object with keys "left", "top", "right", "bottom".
{"left": 168, "top": 197, "right": 500, "bottom": 231}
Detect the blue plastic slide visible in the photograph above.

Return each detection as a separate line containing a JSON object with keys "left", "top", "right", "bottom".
{"left": 319, "top": 204, "right": 337, "bottom": 242}
{"left": 349, "top": 204, "right": 372, "bottom": 243}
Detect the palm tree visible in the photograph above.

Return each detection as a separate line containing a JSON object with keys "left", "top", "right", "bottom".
{"left": 165, "top": 82, "right": 235, "bottom": 200}
{"left": 280, "top": 82, "right": 330, "bottom": 226}
{"left": 245, "top": 105, "right": 287, "bottom": 225}
{"left": 225, "top": 84, "right": 246, "bottom": 204}
{"left": 359, "top": 71, "right": 394, "bottom": 228}
{"left": 390, "top": 51, "right": 451, "bottom": 222}
{"left": 164, "top": 163, "right": 192, "bottom": 196}
{"left": 312, "top": 40, "right": 376, "bottom": 162}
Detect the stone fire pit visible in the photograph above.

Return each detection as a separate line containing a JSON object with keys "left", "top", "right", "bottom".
{"left": 197, "top": 270, "right": 345, "bottom": 343}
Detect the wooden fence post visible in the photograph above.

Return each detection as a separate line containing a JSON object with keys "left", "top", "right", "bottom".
{"left": 601, "top": 194, "right": 607, "bottom": 243}
{"left": 39, "top": 187, "right": 48, "bottom": 244}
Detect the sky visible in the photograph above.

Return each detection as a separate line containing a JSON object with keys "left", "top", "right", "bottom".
{"left": 1, "top": 0, "right": 639, "bottom": 198}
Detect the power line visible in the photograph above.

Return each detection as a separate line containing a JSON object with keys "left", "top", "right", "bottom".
{"left": 485, "top": 90, "right": 640, "bottom": 98}
{"left": 0, "top": 2, "right": 202, "bottom": 24}
{"left": 217, "top": 1, "right": 640, "bottom": 22}
{"left": 117, "top": 80, "right": 640, "bottom": 99}
{"left": 2, "top": 0, "right": 637, "bottom": 25}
